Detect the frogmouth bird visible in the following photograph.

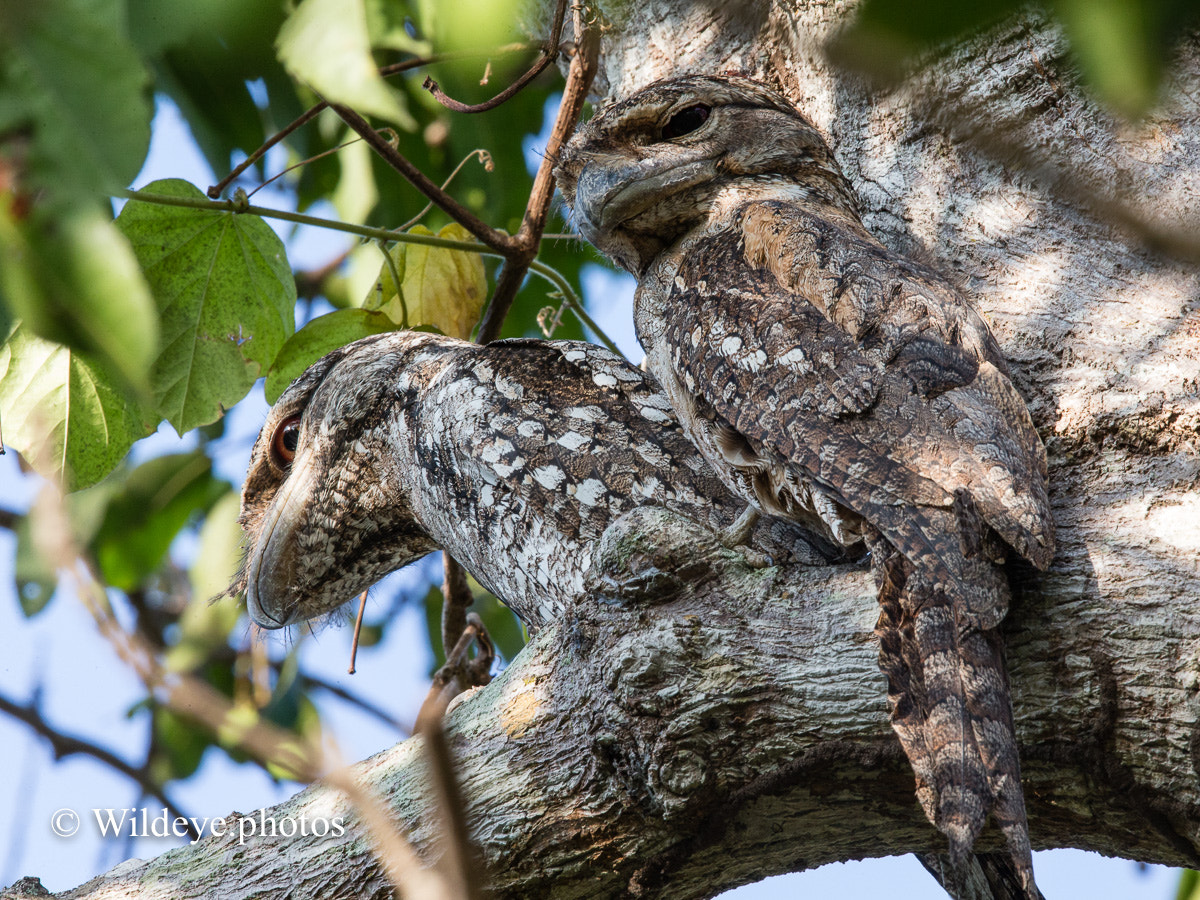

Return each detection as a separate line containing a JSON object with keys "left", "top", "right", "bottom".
{"left": 234, "top": 331, "right": 836, "bottom": 633}
{"left": 555, "top": 75, "right": 1054, "bottom": 896}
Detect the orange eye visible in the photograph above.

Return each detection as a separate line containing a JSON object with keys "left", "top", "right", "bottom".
{"left": 270, "top": 415, "right": 302, "bottom": 468}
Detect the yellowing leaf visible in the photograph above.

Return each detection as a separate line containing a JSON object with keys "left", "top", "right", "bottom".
{"left": 365, "top": 224, "right": 487, "bottom": 340}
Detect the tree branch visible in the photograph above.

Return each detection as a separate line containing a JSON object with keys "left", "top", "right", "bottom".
{"left": 0, "top": 692, "right": 198, "bottom": 840}
{"left": 207, "top": 44, "right": 542, "bottom": 200}
{"left": 330, "top": 104, "right": 516, "bottom": 254}
{"left": 476, "top": 5, "right": 600, "bottom": 343}
{"left": 421, "top": 0, "right": 568, "bottom": 115}
{"left": 21, "top": 502, "right": 1200, "bottom": 899}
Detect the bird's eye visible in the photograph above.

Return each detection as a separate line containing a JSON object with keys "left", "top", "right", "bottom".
{"left": 270, "top": 415, "right": 302, "bottom": 468}
{"left": 661, "top": 104, "right": 711, "bottom": 140}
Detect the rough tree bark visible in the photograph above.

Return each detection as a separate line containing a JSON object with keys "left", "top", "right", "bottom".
{"left": 8, "top": 2, "right": 1199, "bottom": 898}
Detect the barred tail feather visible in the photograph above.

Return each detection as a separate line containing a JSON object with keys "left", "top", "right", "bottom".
{"left": 870, "top": 534, "right": 1039, "bottom": 899}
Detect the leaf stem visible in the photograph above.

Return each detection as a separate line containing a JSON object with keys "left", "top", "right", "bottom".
{"left": 118, "top": 188, "right": 623, "bottom": 354}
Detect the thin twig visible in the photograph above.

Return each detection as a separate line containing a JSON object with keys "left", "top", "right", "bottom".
{"left": 476, "top": 6, "right": 600, "bottom": 342}
{"left": 246, "top": 137, "right": 365, "bottom": 199}
{"left": 120, "top": 186, "right": 626, "bottom": 352}
{"left": 422, "top": 0, "right": 565, "bottom": 114}
{"left": 302, "top": 673, "right": 411, "bottom": 736}
{"left": 208, "top": 103, "right": 325, "bottom": 199}
{"left": 441, "top": 555, "right": 473, "bottom": 664}
{"left": 26, "top": 479, "right": 476, "bottom": 896}
{"left": 0, "top": 691, "right": 198, "bottom": 839}
{"left": 423, "top": 59, "right": 554, "bottom": 114}
{"left": 331, "top": 104, "right": 516, "bottom": 254}
{"left": 396, "top": 148, "right": 493, "bottom": 232}
{"left": 347, "top": 589, "right": 370, "bottom": 675}
{"left": 206, "top": 44, "right": 539, "bottom": 199}
{"left": 416, "top": 716, "right": 486, "bottom": 900}
{"left": 417, "top": 614, "right": 494, "bottom": 732}
{"left": 423, "top": 0, "right": 566, "bottom": 116}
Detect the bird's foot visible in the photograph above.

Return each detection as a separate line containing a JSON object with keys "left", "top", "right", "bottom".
{"left": 720, "top": 506, "right": 771, "bottom": 568}
{"left": 417, "top": 613, "right": 495, "bottom": 730}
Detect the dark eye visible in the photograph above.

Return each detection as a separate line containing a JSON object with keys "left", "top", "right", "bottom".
{"left": 270, "top": 415, "right": 302, "bottom": 468}
{"left": 661, "top": 104, "right": 710, "bottom": 140}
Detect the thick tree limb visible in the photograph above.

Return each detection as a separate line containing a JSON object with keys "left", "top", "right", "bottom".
{"left": 7, "top": 4, "right": 1200, "bottom": 898}
{"left": 15, "top": 505, "right": 1200, "bottom": 900}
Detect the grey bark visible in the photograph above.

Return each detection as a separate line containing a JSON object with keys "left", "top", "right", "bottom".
{"left": 14, "top": 504, "right": 1200, "bottom": 900}
{"left": 8, "top": 2, "right": 1200, "bottom": 898}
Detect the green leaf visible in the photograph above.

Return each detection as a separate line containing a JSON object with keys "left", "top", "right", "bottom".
{"left": 168, "top": 490, "right": 245, "bottom": 672}
{"left": 129, "top": 0, "right": 293, "bottom": 178}
{"left": 366, "top": 224, "right": 487, "bottom": 340}
{"left": 1054, "top": 0, "right": 1156, "bottom": 118}
{"left": 364, "top": 0, "right": 429, "bottom": 54}
{"left": 0, "top": 0, "right": 152, "bottom": 204}
{"left": 276, "top": 0, "right": 416, "bottom": 130}
{"left": 0, "top": 202, "right": 159, "bottom": 398}
{"left": 264, "top": 307, "right": 398, "bottom": 403}
{"left": 186, "top": 489, "right": 245, "bottom": 606}
{"left": 153, "top": 705, "right": 211, "bottom": 781}
{"left": 13, "top": 514, "right": 56, "bottom": 617}
{"left": 331, "top": 134, "right": 380, "bottom": 225}
{"left": 1176, "top": 868, "right": 1200, "bottom": 900}
{"left": 416, "top": 0, "right": 523, "bottom": 56}
{"left": 116, "top": 179, "right": 296, "bottom": 433}
{"left": 0, "top": 322, "right": 152, "bottom": 490}
{"left": 13, "top": 473, "right": 123, "bottom": 615}
{"left": 90, "top": 450, "right": 229, "bottom": 592}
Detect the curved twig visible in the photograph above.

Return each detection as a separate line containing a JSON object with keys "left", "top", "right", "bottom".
{"left": 422, "top": 0, "right": 568, "bottom": 114}
{"left": 206, "top": 44, "right": 540, "bottom": 200}
{"left": 475, "top": 5, "right": 600, "bottom": 342}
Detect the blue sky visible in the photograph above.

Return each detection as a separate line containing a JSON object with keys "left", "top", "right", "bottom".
{"left": 0, "top": 95, "right": 1179, "bottom": 900}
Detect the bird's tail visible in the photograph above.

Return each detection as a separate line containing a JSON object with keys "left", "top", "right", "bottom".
{"left": 871, "top": 536, "right": 1038, "bottom": 899}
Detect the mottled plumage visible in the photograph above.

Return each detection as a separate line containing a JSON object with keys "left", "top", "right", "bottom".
{"left": 235, "top": 331, "right": 835, "bottom": 632}
{"left": 556, "top": 75, "right": 1054, "bottom": 896}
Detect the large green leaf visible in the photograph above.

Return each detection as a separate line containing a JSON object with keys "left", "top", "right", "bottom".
{"left": 415, "top": 0, "right": 523, "bottom": 56}
{"left": 0, "top": 322, "right": 152, "bottom": 490}
{"left": 363, "top": 0, "right": 428, "bottom": 54}
{"left": 116, "top": 179, "right": 296, "bottom": 434}
{"left": 0, "top": 0, "right": 152, "bottom": 203}
{"left": 276, "top": 0, "right": 416, "bottom": 130}
{"left": 0, "top": 202, "right": 158, "bottom": 398}
{"left": 129, "top": 0, "right": 295, "bottom": 179}
{"left": 264, "top": 307, "right": 397, "bottom": 403}
{"left": 90, "top": 451, "right": 229, "bottom": 593}
{"left": 1178, "top": 869, "right": 1200, "bottom": 900}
